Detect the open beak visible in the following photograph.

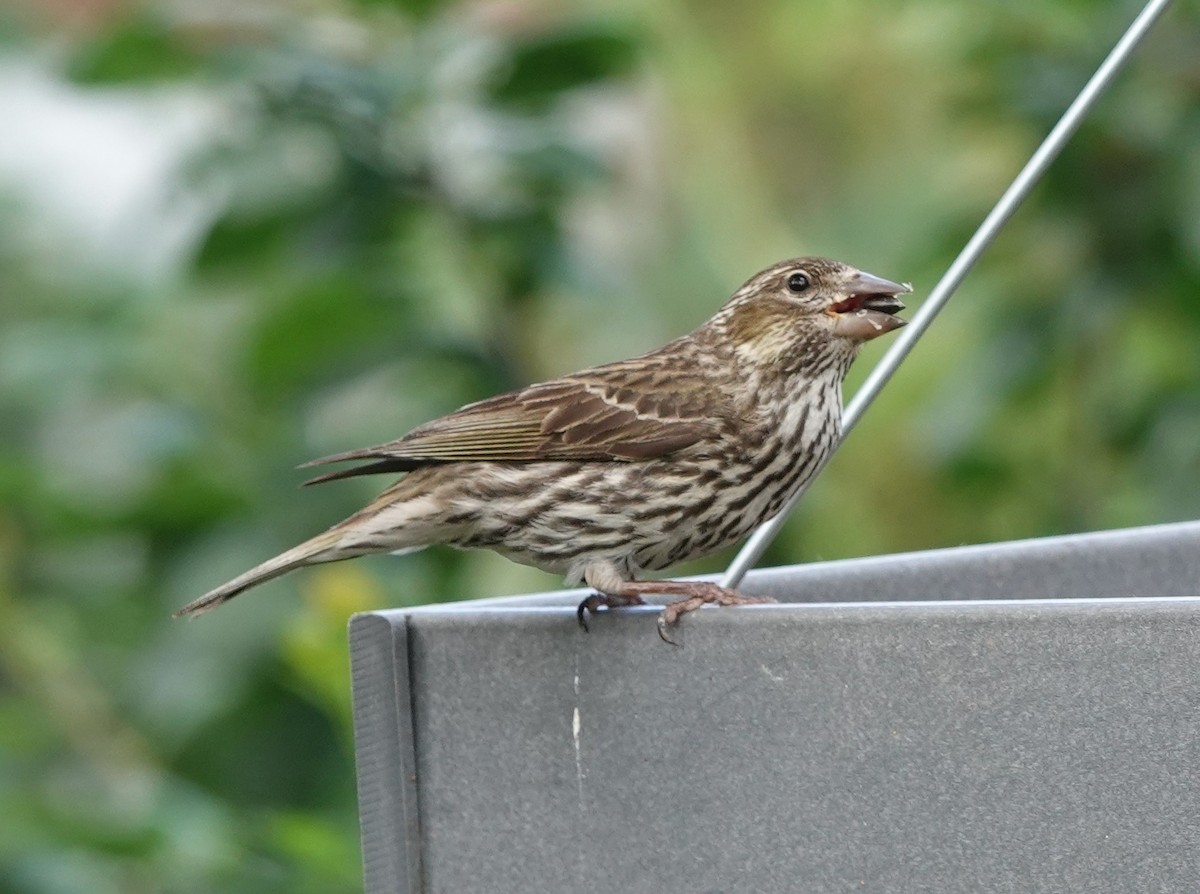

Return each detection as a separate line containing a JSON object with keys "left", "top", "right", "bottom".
{"left": 828, "top": 270, "right": 912, "bottom": 341}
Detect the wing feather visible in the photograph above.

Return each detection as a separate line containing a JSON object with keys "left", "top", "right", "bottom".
{"left": 301, "top": 353, "right": 726, "bottom": 484}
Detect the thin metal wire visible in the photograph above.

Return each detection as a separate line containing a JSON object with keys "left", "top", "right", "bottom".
{"left": 721, "top": 0, "right": 1174, "bottom": 590}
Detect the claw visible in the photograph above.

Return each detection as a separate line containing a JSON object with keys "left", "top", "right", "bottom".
{"left": 576, "top": 593, "right": 603, "bottom": 632}
{"left": 575, "top": 591, "right": 646, "bottom": 634}
{"left": 656, "top": 613, "right": 681, "bottom": 647}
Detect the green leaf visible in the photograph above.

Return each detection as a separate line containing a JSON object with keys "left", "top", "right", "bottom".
{"left": 68, "top": 17, "right": 204, "bottom": 84}
{"left": 244, "top": 276, "right": 414, "bottom": 401}
{"left": 488, "top": 26, "right": 641, "bottom": 109}
{"left": 350, "top": 0, "right": 447, "bottom": 19}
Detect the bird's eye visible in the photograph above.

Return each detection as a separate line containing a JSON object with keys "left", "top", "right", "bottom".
{"left": 786, "top": 272, "right": 810, "bottom": 292}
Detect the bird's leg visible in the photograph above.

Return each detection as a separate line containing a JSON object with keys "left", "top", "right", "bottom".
{"left": 578, "top": 562, "right": 652, "bottom": 632}
{"left": 579, "top": 563, "right": 774, "bottom": 644}
{"left": 576, "top": 591, "right": 646, "bottom": 631}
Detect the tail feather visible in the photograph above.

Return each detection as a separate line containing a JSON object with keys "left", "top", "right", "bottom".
{"left": 174, "top": 531, "right": 342, "bottom": 618}
{"left": 302, "top": 458, "right": 419, "bottom": 486}
{"left": 298, "top": 448, "right": 422, "bottom": 475}
{"left": 178, "top": 472, "right": 443, "bottom": 618}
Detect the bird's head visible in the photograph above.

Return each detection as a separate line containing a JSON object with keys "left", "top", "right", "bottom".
{"left": 713, "top": 257, "right": 911, "bottom": 370}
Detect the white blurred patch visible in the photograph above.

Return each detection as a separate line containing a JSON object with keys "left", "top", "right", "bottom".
{"left": 0, "top": 57, "right": 226, "bottom": 282}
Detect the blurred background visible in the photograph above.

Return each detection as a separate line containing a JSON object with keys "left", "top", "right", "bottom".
{"left": 0, "top": 0, "right": 1197, "bottom": 890}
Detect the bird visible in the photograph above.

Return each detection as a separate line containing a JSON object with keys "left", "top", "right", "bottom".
{"left": 176, "top": 257, "right": 910, "bottom": 642}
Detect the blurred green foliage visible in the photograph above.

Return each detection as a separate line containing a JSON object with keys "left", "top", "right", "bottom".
{"left": 0, "top": 0, "right": 1197, "bottom": 891}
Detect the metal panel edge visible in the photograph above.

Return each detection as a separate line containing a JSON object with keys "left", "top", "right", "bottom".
{"left": 349, "top": 611, "right": 422, "bottom": 894}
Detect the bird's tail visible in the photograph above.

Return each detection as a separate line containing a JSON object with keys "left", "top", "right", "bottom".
{"left": 174, "top": 529, "right": 347, "bottom": 619}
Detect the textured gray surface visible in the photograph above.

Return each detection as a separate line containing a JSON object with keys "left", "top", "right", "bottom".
{"left": 349, "top": 522, "right": 1200, "bottom": 893}
{"left": 350, "top": 614, "right": 422, "bottom": 894}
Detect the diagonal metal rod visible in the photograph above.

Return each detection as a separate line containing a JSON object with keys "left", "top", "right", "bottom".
{"left": 721, "top": 0, "right": 1173, "bottom": 590}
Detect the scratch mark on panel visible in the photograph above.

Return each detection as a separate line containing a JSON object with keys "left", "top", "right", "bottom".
{"left": 573, "top": 655, "right": 585, "bottom": 810}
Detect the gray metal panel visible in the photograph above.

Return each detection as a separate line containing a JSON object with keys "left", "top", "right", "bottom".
{"left": 744, "top": 518, "right": 1200, "bottom": 603}
{"left": 351, "top": 522, "right": 1200, "bottom": 893}
{"left": 349, "top": 613, "right": 422, "bottom": 894}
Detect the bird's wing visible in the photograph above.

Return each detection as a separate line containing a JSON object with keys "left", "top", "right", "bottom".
{"left": 302, "top": 357, "right": 725, "bottom": 484}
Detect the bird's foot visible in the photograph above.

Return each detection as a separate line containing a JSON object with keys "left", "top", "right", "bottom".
{"left": 654, "top": 583, "right": 775, "bottom": 645}
{"left": 578, "top": 575, "right": 775, "bottom": 643}
{"left": 576, "top": 591, "right": 646, "bottom": 632}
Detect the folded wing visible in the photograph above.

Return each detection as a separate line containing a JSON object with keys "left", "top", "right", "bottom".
{"left": 302, "top": 359, "right": 723, "bottom": 484}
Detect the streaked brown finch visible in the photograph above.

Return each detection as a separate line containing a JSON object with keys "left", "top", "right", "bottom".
{"left": 177, "top": 257, "right": 910, "bottom": 641}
